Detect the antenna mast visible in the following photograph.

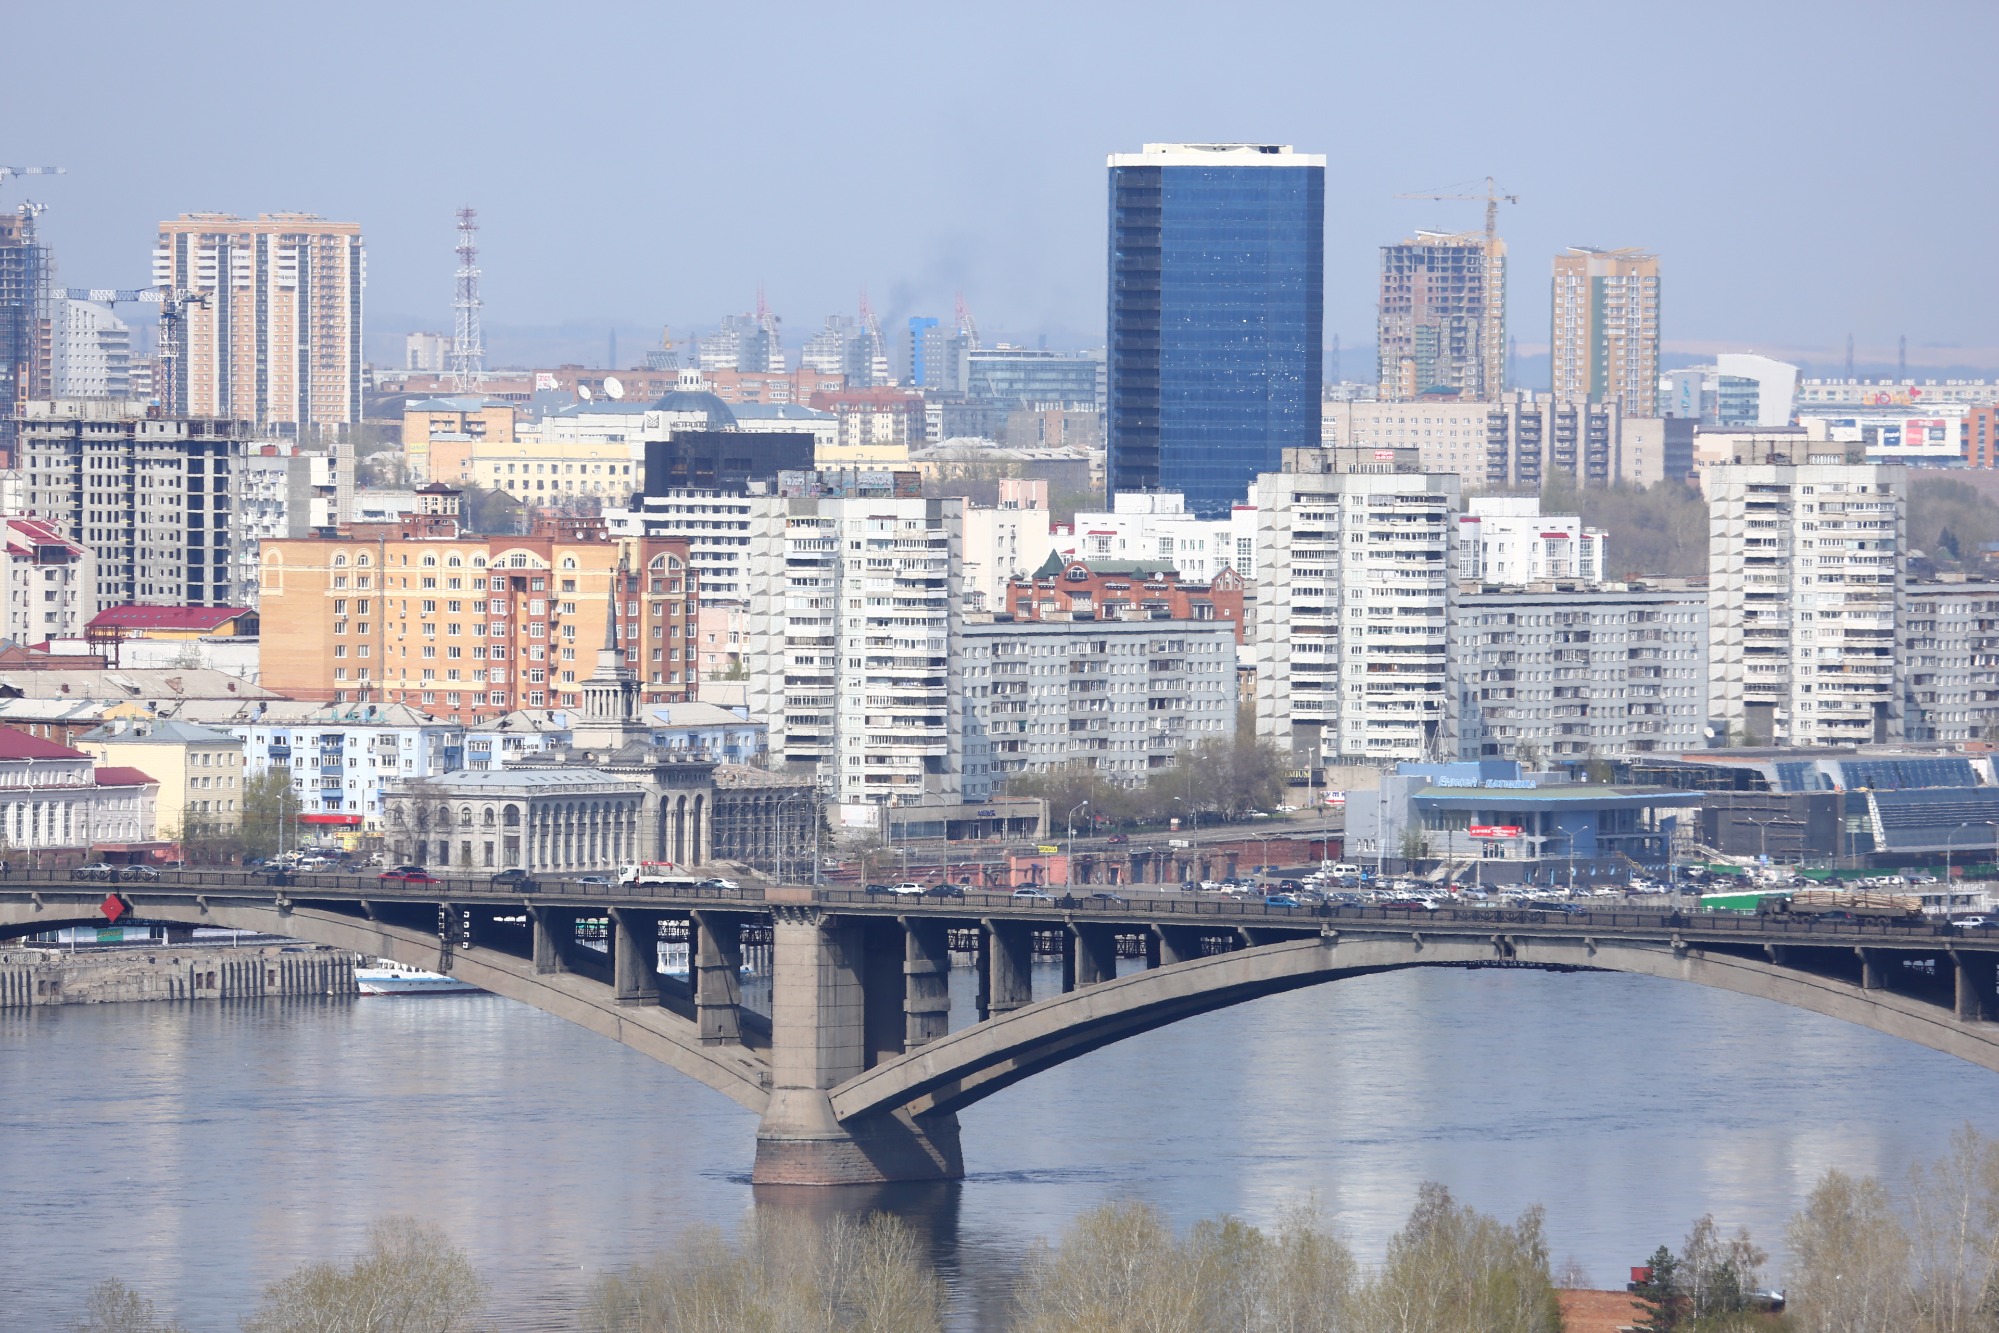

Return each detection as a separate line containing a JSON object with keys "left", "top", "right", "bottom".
{"left": 450, "top": 207, "right": 484, "bottom": 392}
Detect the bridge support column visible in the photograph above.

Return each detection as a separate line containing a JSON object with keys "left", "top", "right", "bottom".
{"left": 1857, "top": 947, "right": 1888, "bottom": 991}
{"left": 1155, "top": 924, "right": 1201, "bottom": 967}
{"left": 531, "top": 907, "right": 568, "bottom": 975}
{"left": 754, "top": 908, "right": 962, "bottom": 1186}
{"left": 903, "top": 918, "right": 950, "bottom": 1048}
{"left": 609, "top": 908, "right": 659, "bottom": 1006}
{"left": 1070, "top": 923, "right": 1117, "bottom": 988}
{"left": 985, "top": 920, "right": 1032, "bottom": 1015}
{"left": 692, "top": 911, "right": 743, "bottom": 1044}
{"left": 1955, "top": 951, "right": 1997, "bottom": 1022}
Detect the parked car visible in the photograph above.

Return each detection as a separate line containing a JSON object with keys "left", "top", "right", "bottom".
{"left": 1011, "top": 888, "right": 1056, "bottom": 903}
{"left": 377, "top": 866, "right": 438, "bottom": 885}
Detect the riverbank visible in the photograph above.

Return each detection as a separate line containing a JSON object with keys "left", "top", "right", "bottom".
{"left": 0, "top": 941, "right": 359, "bottom": 1007}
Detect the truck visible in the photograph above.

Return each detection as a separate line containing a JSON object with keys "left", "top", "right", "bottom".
{"left": 1757, "top": 888, "right": 1924, "bottom": 926}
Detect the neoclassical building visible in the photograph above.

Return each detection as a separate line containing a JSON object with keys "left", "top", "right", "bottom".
{"left": 380, "top": 768, "right": 645, "bottom": 873}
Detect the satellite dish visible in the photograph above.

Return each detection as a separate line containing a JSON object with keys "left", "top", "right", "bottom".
{"left": 603, "top": 375, "right": 625, "bottom": 401}
{"left": 578, "top": 384, "right": 594, "bottom": 401}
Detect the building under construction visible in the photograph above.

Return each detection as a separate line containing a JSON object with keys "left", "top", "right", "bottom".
{"left": 1376, "top": 229, "right": 1506, "bottom": 402}
{"left": 0, "top": 207, "right": 55, "bottom": 462}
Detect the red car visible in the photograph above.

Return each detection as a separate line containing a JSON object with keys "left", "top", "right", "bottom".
{"left": 377, "top": 865, "right": 438, "bottom": 885}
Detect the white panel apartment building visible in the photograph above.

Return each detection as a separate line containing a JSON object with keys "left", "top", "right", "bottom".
{"left": 960, "top": 619, "right": 1237, "bottom": 800}
{"left": 1449, "top": 585, "right": 1708, "bottom": 763}
{"left": 1902, "top": 581, "right": 1999, "bottom": 744}
{"left": 1453, "top": 496, "right": 1607, "bottom": 584}
{"left": 1705, "top": 444, "right": 1906, "bottom": 748}
{"left": 743, "top": 495, "right": 963, "bottom": 807}
{"left": 1060, "top": 492, "right": 1259, "bottom": 582}
{"left": 1253, "top": 452, "right": 1461, "bottom": 769}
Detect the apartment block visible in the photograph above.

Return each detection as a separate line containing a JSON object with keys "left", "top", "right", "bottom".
{"left": 1705, "top": 447, "right": 1906, "bottom": 748}
{"left": 1059, "top": 491, "right": 1258, "bottom": 583}
{"left": 608, "top": 489, "right": 774, "bottom": 604}
{"left": 256, "top": 508, "right": 698, "bottom": 726}
{"left": 1449, "top": 585, "right": 1707, "bottom": 763}
{"left": 1551, "top": 247, "right": 1660, "bottom": 418}
{"left": 0, "top": 516, "right": 97, "bottom": 645}
{"left": 1323, "top": 394, "right": 1660, "bottom": 489}
{"left": 1970, "top": 406, "right": 1998, "bottom": 469}
{"left": 1002, "top": 559, "right": 1248, "bottom": 645}
{"left": 51, "top": 298, "right": 131, "bottom": 398}
{"left": 19, "top": 398, "right": 249, "bottom": 607}
{"left": 1901, "top": 581, "right": 1999, "bottom": 744}
{"left": 961, "top": 618, "right": 1238, "bottom": 800}
{"left": 1253, "top": 451, "right": 1461, "bottom": 769}
{"left": 1454, "top": 496, "right": 1607, "bottom": 585}
{"left": 0, "top": 208, "right": 54, "bottom": 461}
{"left": 153, "top": 213, "right": 365, "bottom": 434}
{"left": 961, "top": 478, "right": 1056, "bottom": 613}
{"left": 1377, "top": 231, "right": 1505, "bottom": 402}
{"left": 742, "top": 495, "right": 963, "bottom": 806}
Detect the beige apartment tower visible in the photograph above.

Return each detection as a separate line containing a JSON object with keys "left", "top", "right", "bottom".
{"left": 153, "top": 213, "right": 365, "bottom": 435}
{"left": 1551, "top": 246, "right": 1659, "bottom": 418}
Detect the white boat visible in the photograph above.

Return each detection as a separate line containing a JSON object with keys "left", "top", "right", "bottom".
{"left": 354, "top": 958, "right": 480, "bottom": 996}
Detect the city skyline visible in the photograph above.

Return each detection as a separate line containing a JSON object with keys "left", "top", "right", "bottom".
{"left": 8, "top": 0, "right": 1998, "bottom": 371}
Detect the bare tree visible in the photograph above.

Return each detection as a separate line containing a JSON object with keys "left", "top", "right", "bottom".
{"left": 1904, "top": 1125, "right": 1999, "bottom": 1333}
{"left": 241, "top": 1216, "right": 484, "bottom": 1333}
{"left": 583, "top": 1208, "right": 941, "bottom": 1333}
{"left": 68, "top": 1280, "right": 188, "bottom": 1333}
{"left": 1359, "top": 1183, "right": 1562, "bottom": 1333}
{"left": 1785, "top": 1168, "right": 1913, "bottom": 1333}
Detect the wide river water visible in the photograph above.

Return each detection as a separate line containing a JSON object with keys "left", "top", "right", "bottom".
{"left": 3, "top": 960, "right": 1995, "bottom": 1330}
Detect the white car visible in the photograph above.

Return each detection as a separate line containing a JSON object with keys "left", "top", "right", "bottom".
{"left": 889, "top": 882, "right": 926, "bottom": 896}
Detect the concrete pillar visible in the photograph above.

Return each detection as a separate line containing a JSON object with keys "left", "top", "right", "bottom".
{"left": 1070, "top": 923, "right": 1117, "bottom": 987}
{"left": 692, "top": 910, "right": 743, "bottom": 1045}
{"left": 754, "top": 907, "right": 962, "bottom": 1185}
{"left": 902, "top": 918, "right": 950, "bottom": 1048}
{"left": 531, "top": 907, "right": 566, "bottom": 975}
{"left": 1954, "top": 951, "right": 1997, "bottom": 1022}
{"left": 1857, "top": 946, "right": 1887, "bottom": 991}
{"left": 609, "top": 908, "right": 658, "bottom": 1005}
{"left": 985, "top": 919, "right": 1032, "bottom": 1015}
{"left": 1156, "top": 924, "right": 1201, "bottom": 966}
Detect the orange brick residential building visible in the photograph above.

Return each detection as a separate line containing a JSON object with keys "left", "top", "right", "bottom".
{"left": 257, "top": 501, "right": 698, "bottom": 725}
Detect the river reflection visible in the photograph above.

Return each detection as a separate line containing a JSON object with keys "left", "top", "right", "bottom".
{"left": 2, "top": 964, "right": 1994, "bottom": 1330}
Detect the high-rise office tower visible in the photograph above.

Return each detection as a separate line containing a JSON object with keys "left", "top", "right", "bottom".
{"left": 1377, "top": 230, "right": 1505, "bottom": 402}
{"left": 152, "top": 213, "right": 365, "bottom": 435}
{"left": 1551, "top": 246, "right": 1660, "bottom": 418}
{"left": 1107, "top": 143, "right": 1324, "bottom": 517}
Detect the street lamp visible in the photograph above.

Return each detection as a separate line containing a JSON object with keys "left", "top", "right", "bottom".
{"left": 1943, "top": 822, "right": 1982, "bottom": 884}
{"left": 1066, "top": 800, "right": 1090, "bottom": 887}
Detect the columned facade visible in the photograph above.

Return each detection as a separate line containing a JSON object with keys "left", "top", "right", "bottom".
{"left": 381, "top": 769, "right": 644, "bottom": 874}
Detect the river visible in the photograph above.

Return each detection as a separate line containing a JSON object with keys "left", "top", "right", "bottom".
{"left": 2, "top": 962, "right": 1994, "bottom": 1330}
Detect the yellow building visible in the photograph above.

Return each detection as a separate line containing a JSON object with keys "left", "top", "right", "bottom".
{"left": 469, "top": 437, "right": 638, "bottom": 505}
{"left": 401, "top": 396, "right": 518, "bottom": 483}
{"left": 255, "top": 512, "right": 698, "bottom": 726}
{"left": 77, "top": 718, "right": 245, "bottom": 836}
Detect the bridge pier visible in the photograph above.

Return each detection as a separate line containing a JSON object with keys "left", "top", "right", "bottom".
{"left": 1156, "top": 924, "right": 1201, "bottom": 966}
{"left": 609, "top": 908, "right": 659, "bottom": 1006}
{"left": 1857, "top": 946, "right": 1888, "bottom": 991}
{"left": 902, "top": 918, "right": 950, "bottom": 1048}
{"left": 531, "top": 906, "right": 567, "bottom": 975}
{"left": 1955, "top": 951, "right": 1997, "bottom": 1022}
{"left": 692, "top": 910, "right": 744, "bottom": 1043}
{"left": 1069, "top": 923, "right": 1117, "bottom": 988}
{"left": 755, "top": 908, "right": 962, "bottom": 1186}
{"left": 985, "top": 920, "right": 1032, "bottom": 1016}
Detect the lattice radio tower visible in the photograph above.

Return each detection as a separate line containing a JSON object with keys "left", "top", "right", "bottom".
{"left": 450, "top": 207, "right": 484, "bottom": 392}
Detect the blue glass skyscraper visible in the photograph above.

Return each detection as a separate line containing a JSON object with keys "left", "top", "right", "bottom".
{"left": 1107, "top": 143, "right": 1324, "bottom": 517}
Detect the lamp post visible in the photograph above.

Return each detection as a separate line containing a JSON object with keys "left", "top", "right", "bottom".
{"left": 1066, "top": 800, "right": 1090, "bottom": 887}
{"left": 1944, "top": 821, "right": 1980, "bottom": 885}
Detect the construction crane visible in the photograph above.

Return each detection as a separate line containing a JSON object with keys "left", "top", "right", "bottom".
{"left": 953, "top": 291, "right": 981, "bottom": 350}
{"left": 0, "top": 166, "right": 65, "bottom": 196}
{"left": 1394, "top": 174, "right": 1518, "bottom": 242}
{"left": 54, "top": 286, "right": 207, "bottom": 411}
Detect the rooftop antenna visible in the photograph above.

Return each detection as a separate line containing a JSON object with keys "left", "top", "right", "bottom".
{"left": 450, "top": 207, "right": 484, "bottom": 392}
{"left": 1845, "top": 333, "right": 1854, "bottom": 379}
{"left": 1898, "top": 334, "right": 1907, "bottom": 382}
{"left": 1330, "top": 333, "right": 1341, "bottom": 385}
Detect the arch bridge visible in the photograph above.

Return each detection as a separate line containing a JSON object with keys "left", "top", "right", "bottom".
{"left": 5, "top": 874, "right": 1997, "bottom": 1185}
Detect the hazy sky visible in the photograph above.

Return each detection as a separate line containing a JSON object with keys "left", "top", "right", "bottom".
{"left": 13, "top": 0, "right": 1998, "bottom": 369}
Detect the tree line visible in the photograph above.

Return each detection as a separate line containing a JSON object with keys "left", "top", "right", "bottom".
{"left": 62, "top": 1127, "right": 1999, "bottom": 1331}
{"left": 1004, "top": 707, "right": 1292, "bottom": 833}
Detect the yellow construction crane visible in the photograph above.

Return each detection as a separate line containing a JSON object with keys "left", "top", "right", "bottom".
{"left": 1394, "top": 175, "right": 1518, "bottom": 241}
